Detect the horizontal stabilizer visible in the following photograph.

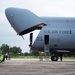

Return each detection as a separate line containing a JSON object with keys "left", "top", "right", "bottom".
{"left": 5, "top": 8, "right": 45, "bottom": 35}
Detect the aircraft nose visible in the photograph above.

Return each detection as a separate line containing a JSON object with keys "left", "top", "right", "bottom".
{"left": 5, "top": 8, "right": 14, "bottom": 18}
{"left": 5, "top": 8, "right": 10, "bottom": 15}
{"left": 5, "top": 7, "right": 45, "bottom": 35}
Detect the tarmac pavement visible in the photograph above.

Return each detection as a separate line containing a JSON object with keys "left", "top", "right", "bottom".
{"left": 0, "top": 59, "right": 75, "bottom": 75}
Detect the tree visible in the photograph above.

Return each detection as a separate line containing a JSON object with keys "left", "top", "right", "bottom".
{"left": 0, "top": 44, "right": 22, "bottom": 56}
{"left": 0, "top": 44, "right": 10, "bottom": 54}
{"left": 30, "top": 51, "right": 39, "bottom": 56}
{"left": 10, "top": 46, "right": 22, "bottom": 55}
{"left": 24, "top": 52, "right": 29, "bottom": 56}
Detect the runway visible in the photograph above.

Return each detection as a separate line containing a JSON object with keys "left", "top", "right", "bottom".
{"left": 0, "top": 59, "right": 75, "bottom": 75}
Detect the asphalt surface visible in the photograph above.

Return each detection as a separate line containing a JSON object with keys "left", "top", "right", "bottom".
{"left": 0, "top": 59, "right": 75, "bottom": 75}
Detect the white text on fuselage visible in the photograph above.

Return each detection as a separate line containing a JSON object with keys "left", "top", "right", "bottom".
{"left": 44, "top": 30, "right": 72, "bottom": 34}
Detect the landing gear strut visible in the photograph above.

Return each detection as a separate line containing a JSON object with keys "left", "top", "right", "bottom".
{"left": 60, "top": 54, "right": 62, "bottom": 61}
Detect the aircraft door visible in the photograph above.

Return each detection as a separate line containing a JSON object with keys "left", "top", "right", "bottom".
{"left": 44, "top": 35, "right": 49, "bottom": 45}
{"left": 44, "top": 35, "right": 50, "bottom": 56}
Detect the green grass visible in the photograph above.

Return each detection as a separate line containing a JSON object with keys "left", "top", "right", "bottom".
{"left": 10, "top": 55, "right": 75, "bottom": 60}
{"left": 10, "top": 56, "right": 39, "bottom": 59}
{"left": 63, "top": 57, "right": 75, "bottom": 60}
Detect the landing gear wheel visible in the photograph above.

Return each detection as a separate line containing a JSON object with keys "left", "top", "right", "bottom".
{"left": 51, "top": 56, "right": 58, "bottom": 61}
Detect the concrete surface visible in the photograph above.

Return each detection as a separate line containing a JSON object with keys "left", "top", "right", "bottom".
{"left": 0, "top": 59, "right": 75, "bottom": 75}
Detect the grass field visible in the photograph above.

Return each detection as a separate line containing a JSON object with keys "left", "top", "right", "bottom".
{"left": 10, "top": 56, "right": 39, "bottom": 59}
{"left": 63, "top": 57, "right": 75, "bottom": 60}
{"left": 10, "top": 55, "right": 75, "bottom": 60}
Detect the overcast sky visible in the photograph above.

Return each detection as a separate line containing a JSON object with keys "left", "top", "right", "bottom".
{"left": 0, "top": 0, "right": 75, "bottom": 53}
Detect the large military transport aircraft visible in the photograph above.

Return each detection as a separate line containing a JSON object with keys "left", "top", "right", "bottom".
{"left": 5, "top": 8, "right": 75, "bottom": 61}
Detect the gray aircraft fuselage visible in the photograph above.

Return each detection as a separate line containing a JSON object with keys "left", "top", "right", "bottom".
{"left": 5, "top": 8, "right": 75, "bottom": 55}
{"left": 31, "top": 17, "right": 75, "bottom": 55}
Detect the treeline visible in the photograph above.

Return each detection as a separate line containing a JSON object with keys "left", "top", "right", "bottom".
{"left": 0, "top": 44, "right": 75, "bottom": 57}
{"left": 0, "top": 44, "right": 39, "bottom": 56}
{"left": 0, "top": 44, "right": 22, "bottom": 55}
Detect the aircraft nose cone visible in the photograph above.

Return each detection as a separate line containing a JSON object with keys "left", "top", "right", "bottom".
{"left": 5, "top": 7, "right": 45, "bottom": 35}
{"left": 5, "top": 8, "right": 10, "bottom": 15}
{"left": 5, "top": 8, "right": 14, "bottom": 18}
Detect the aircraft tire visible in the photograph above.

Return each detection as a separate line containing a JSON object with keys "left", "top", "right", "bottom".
{"left": 51, "top": 55, "right": 58, "bottom": 61}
